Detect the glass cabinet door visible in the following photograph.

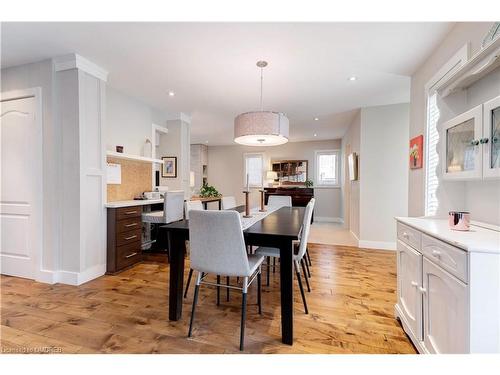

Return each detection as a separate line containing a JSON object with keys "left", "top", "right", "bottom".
{"left": 446, "top": 119, "right": 476, "bottom": 173}
{"left": 483, "top": 96, "right": 500, "bottom": 178}
{"left": 442, "top": 105, "right": 483, "bottom": 180}
{"left": 489, "top": 106, "right": 500, "bottom": 169}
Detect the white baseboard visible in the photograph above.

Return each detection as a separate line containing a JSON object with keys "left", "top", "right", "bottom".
{"left": 358, "top": 240, "right": 396, "bottom": 251}
{"left": 315, "top": 216, "right": 344, "bottom": 223}
{"left": 35, "top": 264, "right": 106, "bottom": 286}
{"left": 350, "top": 230, "right": 360, "bottom": 245}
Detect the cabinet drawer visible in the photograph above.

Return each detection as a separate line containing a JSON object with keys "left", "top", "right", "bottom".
{"left": 397, "top": 223, "right": 421, "bottom": 251}
{"left": 116, "top": 206, "right": 142, "bottom": 220}
{"left": 421, "top": 234, "right": 468, "bottom": 283}
{"left": 117, "top": 217, "right": 142, "bottom": 233}
{"left": 116, "top": 228, "right": 142, "bottom": 247}
{"left": 116, "top": 241, "right": 142, "bottom": 270}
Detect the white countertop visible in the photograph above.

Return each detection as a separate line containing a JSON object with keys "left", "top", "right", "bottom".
{"left": 396, "top": 217, "right": 500, "bottom": 254}
{"left": 105, "top": 199, "right": 164, "bottom": 208}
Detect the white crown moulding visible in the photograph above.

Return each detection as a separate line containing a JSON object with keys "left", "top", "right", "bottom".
{"left": 54, "top": 53, "right": 109, "bottom": 82}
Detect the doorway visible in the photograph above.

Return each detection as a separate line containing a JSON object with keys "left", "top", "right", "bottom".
{"left": 0, "top": 88, "right": 42, "bottom": 280}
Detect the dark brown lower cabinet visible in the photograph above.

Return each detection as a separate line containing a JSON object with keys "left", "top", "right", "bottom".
{"left": 107, "top": 206, "right": 143, "bottom": 274}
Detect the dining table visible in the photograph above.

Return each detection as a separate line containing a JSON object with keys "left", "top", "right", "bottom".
{"left": 161, "top": 205, "right": 305, "bottom": 345}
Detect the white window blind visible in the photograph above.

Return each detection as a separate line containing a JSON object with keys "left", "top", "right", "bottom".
{"left": 425, "top": 93, "right": 440, "bottom": 216}
{"left": 315, "top": 150, "right": 340, "bottom": 186}
{"left": 244, "top": 153, "right": 264, "bottom": 187}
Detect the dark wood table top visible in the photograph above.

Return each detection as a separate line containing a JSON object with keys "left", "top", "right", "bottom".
{"left": 162, "top": 205, "right": 304, "bottom": 240}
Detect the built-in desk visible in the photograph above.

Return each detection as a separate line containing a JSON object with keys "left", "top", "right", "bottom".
{"left": 105, "top": 199, "right": 163, "bottom": 274}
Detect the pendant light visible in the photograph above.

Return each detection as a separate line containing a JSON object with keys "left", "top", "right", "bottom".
{"left": 234, "top": 61, "right": 289, "bottom": 146}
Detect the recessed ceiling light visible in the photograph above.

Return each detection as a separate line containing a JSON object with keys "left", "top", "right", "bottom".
{"left": 205, "top": 140, "right": 209, "bottom": 143}
{"left": 314, "top": 117, "right": 319, "bottom": 121}
{"left": 314, "top": 133, "right": 317, "bottom": 137}
{"left": 348, "top": 76, "right": 357, "bottom": 81}
{"left": 168, "top": 91, "right": 175, "bottom": 97}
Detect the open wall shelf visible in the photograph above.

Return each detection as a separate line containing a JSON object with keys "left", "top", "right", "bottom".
{"left": 106, "top": 151, "right": 164, "bottom": 164}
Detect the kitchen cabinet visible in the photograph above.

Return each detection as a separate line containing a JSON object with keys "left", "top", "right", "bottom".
{"left": 397, "top": 240, "right": 422, "bottom": 341}
{"left": 441, "top": 105, "right": 483, "bottom": 180}
{"left": 483, "top": 95, "right": 500, "bottom": 178}
{"left": 422, "top": 257, "right": 468, "bottom": 354}
{"left": 395, "top": 217, "right": 500, "bottom": 353}
{"left": 442, "top": 95, "right": 500, "bottom": 181}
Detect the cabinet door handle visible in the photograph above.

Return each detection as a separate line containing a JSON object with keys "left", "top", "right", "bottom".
{"left": 419, "top": 287, "right": 427, "bottom": 294}
{"left": 124, "top": 235, "right": 137, "bottom": 240}
{"left": 125, "top": 252, "right": 138, "bottom": 259}
{"left": 480, "top": 137, "right": 489, "bottom": 144}
{"left": 470, "top": 139, "right": 480, "bottom": 146}
{"left": 124, "top": 211, "right": 137, "bottom": 215}
{"left": 411, "top": 281, "right": 418, "bottom": 287}
{"left": 124, "top": 223, "right": 138, "bottom": 228}
{"left": 432, "top": 250, "right": 441, "bottom": 258}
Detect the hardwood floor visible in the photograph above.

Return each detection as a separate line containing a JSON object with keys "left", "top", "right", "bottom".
{"left": 0, "top": 244, "right": 417, "bottom": 354}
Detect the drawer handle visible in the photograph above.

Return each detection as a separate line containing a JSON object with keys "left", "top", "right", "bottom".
{"left": 124, "top": 235, "right": 137, "bottom": 241}
{"left": 402, "top": 232, "right": 410, "bottom": 239}
{"left": 124, "top": 223, "right": 138, "bottom": 228}
{"left": 432, "top": 250, "right": 441, "bottom": 258}
{"left": 124, "top": 211, "right": 138, "bottom": 215}
{"left": 419, "top": 287, "right": 427, "bottom": 294}
{"left": 125, "top": 252, "right": 138, "bottom": 259}
{"left": 411, "top": 281, "right": 418, "bottom": 287}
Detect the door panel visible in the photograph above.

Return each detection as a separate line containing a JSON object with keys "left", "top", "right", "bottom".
{"left": 483, "top": 95, "right": 500, "bottom": 178}
{"left": 397, "top": 240, "right": 422, "bottom": 340}
{"left": 423, "top": 258, "right": 468, "bottom": 354}
{"left": 1, "top": 95, "right": 41, "bottom": 279}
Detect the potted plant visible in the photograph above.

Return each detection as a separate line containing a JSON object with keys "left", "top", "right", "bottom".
{"left": 199, "top": 184, "right": 222, "bottom": 198}
{"left": 305, "top": 179, "right": 314, "bottom": 188}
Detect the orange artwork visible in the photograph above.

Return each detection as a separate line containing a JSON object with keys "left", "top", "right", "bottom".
{"left": 409, "top": 135, "right": 423, "bottom": 169}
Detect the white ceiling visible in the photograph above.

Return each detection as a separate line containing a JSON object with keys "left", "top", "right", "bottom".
{"left": 1, "top": 22, "right": 453, "bottom": 145}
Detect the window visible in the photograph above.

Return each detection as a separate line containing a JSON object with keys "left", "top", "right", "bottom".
{"left": 315, "top": 150, "right": 340, "bottom": 186}
{"left": 425, "top": 93, "right": 440, "bottom": 216}
{"left": 244, "top": 153, "right": 264, "bottom": 187}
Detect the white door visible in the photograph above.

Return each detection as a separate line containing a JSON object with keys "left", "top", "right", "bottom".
{"left": 397, "top": 240, "right": 423, "bottom": 340}
{"left": 422, "top": 257, "right": 468, "bottom": 354}
{"left": 0, "top": 92, "right": 42, "bottom": 279}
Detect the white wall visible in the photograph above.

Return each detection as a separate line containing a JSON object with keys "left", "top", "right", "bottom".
{"left": 207, "top": 140, "right": 342, "bottom": 221}
{"left": 341, "top": 111, "right": 361, "bottom": 238}
{"left": 359, "top": 104, "right": 409, "bottom": 248}
{"left": 409, "top": 22, "right": 493, "bottom": 217}
{"left": 106, "top": 86, "right": 168, "bottom": 156}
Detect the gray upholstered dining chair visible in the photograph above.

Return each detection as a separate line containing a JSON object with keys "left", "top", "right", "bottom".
{"left": 184, "top": 199, "right": 204, "bottom": 219}
{"left": 141, "top": 191, "right": 185, "bottom": 256}
{"left": 255, "top": 198, "right": 315, "bottom": 314}
{"left": 221, "top": 196, "right": 237, "bottom": 210}
{"left": 267, "top": 195, "right": 292, "bottom": 208}
{"left": 187, "top": 210, "right": 264, "bottom": 351}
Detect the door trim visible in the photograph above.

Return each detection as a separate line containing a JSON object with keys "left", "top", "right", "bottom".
{"left": 1, "top": 87, "right": 43, "bottom": 281}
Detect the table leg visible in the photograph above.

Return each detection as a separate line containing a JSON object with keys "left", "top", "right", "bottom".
{"left": 218, "top": 200, "right": 222, "bottom": 210}
{"left": 168, "top": 231, "right": 187, "bottom": 321}
{"left": 279, "top": 239, "right": 294, "bottom": 345}
{"left": 203, "top": 201, "right": 208, "bottom": 210}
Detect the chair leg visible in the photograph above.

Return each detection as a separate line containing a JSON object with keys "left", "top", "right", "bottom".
{"left": 266, "top": 257, "right": 270, "bottom": 286}
{"left": 301, "top": 258, "right": 311, "bottom": 293}
{"left": 217, "top": 275, "right": 221, "bottom": 306}
{"left": 184, "top": 268, "right": 193, "bottom": 298}
{"left": 226, "top": 276, "right": 230, "bottom": 302}
{"left": 240, "top": 291, "right": 248, "bottom": 351}
{"left": 304, "top": 256, "right": 311, "bottom": 278}
{"left": 306, "top": 247, "right": 312, "bottom": 266}
{"left": 188, "top": 277, "right": 201, "bottom": 337}
{"left": 295, "top": 261, "right": 309, "bottom": 314}
{"left": 257, "top": 270, "right": 262, "bottom": 315}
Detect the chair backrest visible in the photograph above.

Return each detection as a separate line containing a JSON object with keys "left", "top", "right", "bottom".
{"left": 221, "top": 196, "right": 237, "bottom": 210}
{"left": 268, "top": 195, "right": 292, "bottom": 208}
{"left": 296, "top": 198, "right": 315, "bottom": 260}
{"left": 189, "top": 210, "right": 251, "bottom": 276}
{"left": 185, "top": 200, "right": 204, "bottom": 220}
{"left": 164, "top": 190, "right": 185, "bottom": 223}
